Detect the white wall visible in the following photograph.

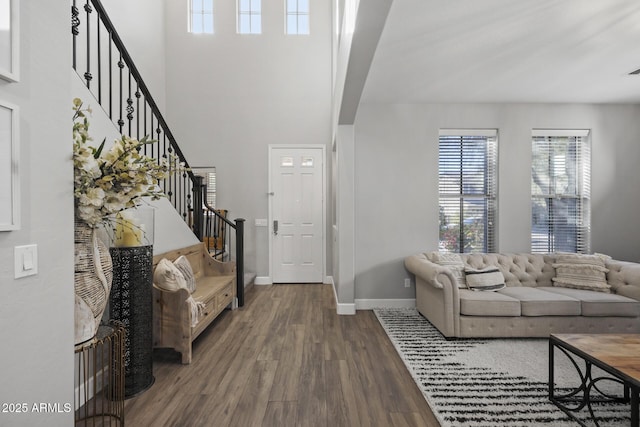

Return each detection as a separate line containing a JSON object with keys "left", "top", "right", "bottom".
{"left": 102, "top": 0, "right": 167, "bottom": 111}
{"left": 163, "top": 0, "right": 333, "bottom": 279}
{"left": 72, "top": 74, "right": 198, "bottom": 255}
{"left": 0, "top": 1, "right": 73, "bottom": 425}
{"left": 353, "top": 103, "right": 640, "bottom": 301}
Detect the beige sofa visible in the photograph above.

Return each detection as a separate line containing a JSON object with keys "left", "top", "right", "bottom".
{"left": 404, "top": 252, "right": 640, "bottom": 338}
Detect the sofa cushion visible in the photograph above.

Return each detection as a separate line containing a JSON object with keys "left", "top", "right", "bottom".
{"left": 539, "top": 287, "right": 640, "bottom": 317}
{"left": 465, "top": 267, "right": 505, "bottom": 291}
{"left": 498, "top": 287, "right": 581, "bottom": 316}
{"left": 552, "top": 253, "right": 611, "bottom": 293}
{"left": 459, "top": 289, "right": 521, "bottom": 316}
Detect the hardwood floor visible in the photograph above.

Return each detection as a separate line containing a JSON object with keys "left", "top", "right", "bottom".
{"left": 124, "top": 284, "right": 440, "bottom": 427}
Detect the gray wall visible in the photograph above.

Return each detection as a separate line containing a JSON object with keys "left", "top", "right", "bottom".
{"left": 162, "top": 0, "right": 333, "bottom": 279}
{"left": 0, "top": 1, "right": 73, "bottom": 425}
{"left": 102, "top": 0, "right": 167, "bottom": 111}
{"left": 353, "top": 103, "right": 640, "bottom": 301}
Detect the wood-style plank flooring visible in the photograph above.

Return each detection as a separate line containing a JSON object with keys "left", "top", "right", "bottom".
{"left": 124, "top": 284, "right": 439, "bottom": 427}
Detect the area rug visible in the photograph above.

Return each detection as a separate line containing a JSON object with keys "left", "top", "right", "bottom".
{"left": 373, "top": 308, "right": 631, "bottom": 427}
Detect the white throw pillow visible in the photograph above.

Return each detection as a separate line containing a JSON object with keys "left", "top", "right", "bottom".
{"left": 153, "top": 258, "right": 188, "bottom": 291}
{"left": 552, "top": 254, "right": 611, "bottom": 293}
{"left": 174, "top": 255, "right": 196, "bottom": 293}
{"left": 465, "top": 267, "right": 505, "bottom": 291}
{"left": 154, "top": 258, "right": 205, "bottom": 327}
{"left": 428, "top": 252, "right": 467, "bottom": 288}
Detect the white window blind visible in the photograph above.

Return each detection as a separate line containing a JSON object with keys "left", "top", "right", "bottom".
{"left": 238, "top": 0, "right": 261, "bottom": 34}
{"left": 439, "top": 130, "right": 498, "bottom": 253}
{"left": 190, "top": 0, "right": 214, "bottom": 34}
{"left": 531, "top": 130, "right": 591, "bottom": 253}
{"left": 192, "top": 167, "right": 217, "bottom": 208}
{"left": 286, "top": 0, "right": 310, "bottom": 34}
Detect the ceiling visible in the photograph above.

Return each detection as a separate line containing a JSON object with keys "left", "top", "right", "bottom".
{"left": 359, "top": 0, "right": 640, "bottom": 104}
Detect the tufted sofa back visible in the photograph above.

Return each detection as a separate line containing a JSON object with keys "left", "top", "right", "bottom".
{"left": 458, "top": 253, "right": 557, "bottom": 288}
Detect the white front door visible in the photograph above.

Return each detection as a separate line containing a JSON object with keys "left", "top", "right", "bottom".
{"left": 270, "top": 146, "right": 324, "bottom": 283}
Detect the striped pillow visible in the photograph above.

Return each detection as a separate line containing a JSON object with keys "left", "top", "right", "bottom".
{"left": 465, "top": 267, "right": 505, "bottom": 291}
{"left": 174, "top": 256, "right": 197, "bottom": 293}
{"left": 552, "top": 254, "right": 611, "bottom": 293}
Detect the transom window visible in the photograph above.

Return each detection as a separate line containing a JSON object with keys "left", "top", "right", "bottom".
{"left": 286, "top": 0, "right": 310, "bottom": 35}
{"left": 438, "top": 130, "right": 498, "bottom": 253}
{"left": 531, "top": 130, "right": 591, "bottom": 254}
{"left": 189, "top": 0, "right": 214, "bottom": 34}
{"left": 237, "top": 0, "right": 262, "bottom": 34}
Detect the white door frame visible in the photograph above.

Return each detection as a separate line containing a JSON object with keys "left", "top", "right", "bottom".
{"left": 268, "top": 144, "right": 327, "bottom": 284}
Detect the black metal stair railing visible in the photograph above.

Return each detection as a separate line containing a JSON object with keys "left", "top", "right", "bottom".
{"left": 71, "top": 0, "right": 245, "bottom": 306}
{"left": 194, "top": 176, "right": 245, "bottom": 307}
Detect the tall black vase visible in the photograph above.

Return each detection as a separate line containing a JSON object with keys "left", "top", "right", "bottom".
{"left": 109, "top": 245, "right": 155, "bottom": 398}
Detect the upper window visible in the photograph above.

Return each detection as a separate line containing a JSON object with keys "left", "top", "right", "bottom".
{"left": 286, "top": 0, "right": 310, "bottom": 35}
{"left": 190, "top": 0, "right": 214, "bottom": 34}
{"left": 238, "top": 0, "right": 262, "bottom": 34}
{"left": 439, "top": 130, "right": 498, "bottom": 253}
{"left": 531, "top": 130, "right": 591, "bottom": 254}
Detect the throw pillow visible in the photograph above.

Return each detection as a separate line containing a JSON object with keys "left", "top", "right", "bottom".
{"left": 174, "top": 255, "right": 196, "bottom": 293}
{"left": 428, "top": 252, "right": 467, "bottom": 288}
{"left": 153, "top": 258, "right": 188, "bottom": 291}
{"left": 154, "top": 258, "right": 204, "bottom": 327}
{"left": 465, "top": 267, "right": 505, "bottom": 291}
{"left": 552, "top": 254, "right": 611, "bottom": 293}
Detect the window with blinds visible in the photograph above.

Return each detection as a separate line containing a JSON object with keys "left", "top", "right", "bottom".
{"left": 531, "top": 130, "right": 590, "bottom": 254}
{"left": 189, "top": 0, "right": 214, "bottom": 34}
{"left": 191, "top": 167, "right": 217, "bottom": 208}
{"left": 439, "top": 130, "right": 498, "bottom": 253}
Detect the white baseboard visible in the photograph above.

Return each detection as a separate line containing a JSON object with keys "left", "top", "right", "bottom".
{"left": 254, "top": 276, "right": 333, "bottom": 286}
{"left": 254, "top": 276, "right": 272, "bottom": 285}
{"left": 337, "top": 302, "right": 356, "bottom": 315}
{"left": 355, "top": 299, "right": 416, "bottom": 310}
{"left": 329, "top": 276, "right": 356, "bottom": 315}
{"left": 74, "top": 365, "right": 105, "bottom": 408}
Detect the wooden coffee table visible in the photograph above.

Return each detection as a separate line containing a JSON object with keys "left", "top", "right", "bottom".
{"left": 549, "top": 334, "right": 640, "bottom": 427}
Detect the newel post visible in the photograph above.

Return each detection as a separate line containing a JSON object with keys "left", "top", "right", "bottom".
{"left": 235, "top": 218, "right": 245, "bottom": 307}
{"left": 192, "top": 175, "right": 204, "bottom": 240}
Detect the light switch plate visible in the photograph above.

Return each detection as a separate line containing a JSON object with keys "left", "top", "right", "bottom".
{"left": 255, "top": 218, "right": 268, "bottom": 227}
{"left": 14, "top": 244, "right": 38, "bottom": 279}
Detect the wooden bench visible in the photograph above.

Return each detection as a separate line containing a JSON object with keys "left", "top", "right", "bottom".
{"left": 152, "top": 243, "right": 236, "bottom": 364}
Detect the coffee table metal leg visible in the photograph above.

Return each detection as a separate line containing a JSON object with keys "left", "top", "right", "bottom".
{"left": 632, "top": 388, "right": 639, "bottom": 427}
{"left": 549, "top": 340, "right": 556, "bottom": 400}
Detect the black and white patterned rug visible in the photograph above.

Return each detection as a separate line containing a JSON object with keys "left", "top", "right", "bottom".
{"left": 373, "top": 308, "right": 631, "bottom": 427}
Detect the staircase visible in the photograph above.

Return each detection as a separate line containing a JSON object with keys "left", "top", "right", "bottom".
{"left": 71, "top": 0, "right": 246, "bottom": 305}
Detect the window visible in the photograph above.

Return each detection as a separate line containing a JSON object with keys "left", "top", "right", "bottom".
{"left": 190, "top": 0, "right": 214, "bottom": 34}
{"left": 286, "top": 0, "right": 309, "bottom": 34}
{"left": 237, "top": 0, "right": 261, "bottom": 34}
{"left": 531, "top": 130, "right": 591, "bottom": 254}
{"left": 439, "top": 130, "right": 498, "bottom": 253}
{"left": 192, "top": 167, "right": 217, "bottom": 208}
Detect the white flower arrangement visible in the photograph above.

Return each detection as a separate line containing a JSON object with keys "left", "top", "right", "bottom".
{"left": 73, "top": 98, "right": 184, "bottom": 228}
